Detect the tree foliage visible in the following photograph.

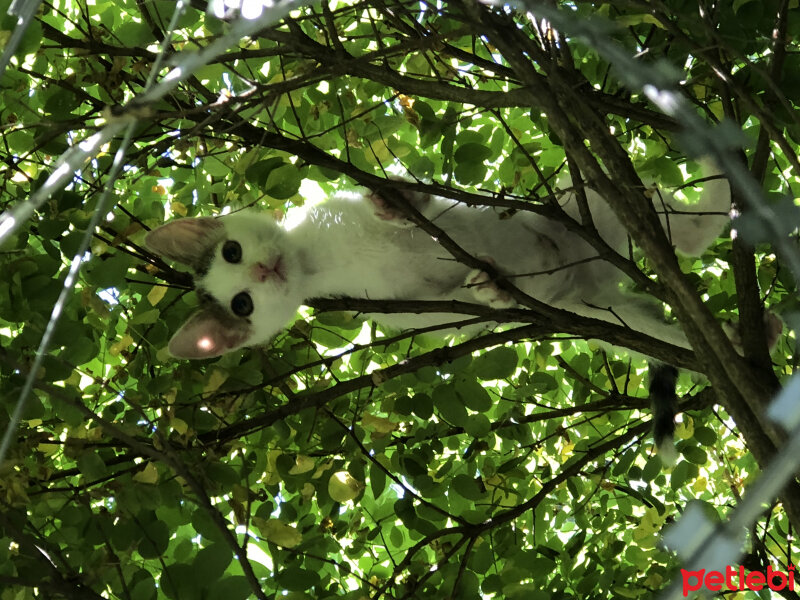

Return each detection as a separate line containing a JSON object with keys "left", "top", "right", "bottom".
{"left": 0, "top": 0, "right": 798, "bottom": 599}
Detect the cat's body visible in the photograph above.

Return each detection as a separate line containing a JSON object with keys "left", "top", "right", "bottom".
{"left": 146, "top": 169, "right": 733, "bottom": 464}
{"left": 146, "top": 170, "right": 731, "bottom": 360}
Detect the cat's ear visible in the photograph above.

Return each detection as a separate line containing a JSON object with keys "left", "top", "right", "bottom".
{"left": 145, "top": 218, "right": 224, "bottom": 267}
{"left": 168, "top": 309, "right": 250, "bottom": 359}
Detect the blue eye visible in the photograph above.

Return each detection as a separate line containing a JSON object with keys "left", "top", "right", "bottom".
{"left": 231, "top": 292, "right": 253, "bottom": 317}
{"left": 222, "top": 240, "right": 242, "bottom": 263}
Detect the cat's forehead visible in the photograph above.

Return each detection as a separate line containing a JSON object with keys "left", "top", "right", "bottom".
{"left": 218, "top": 211, "right": 281, "bottom": 241}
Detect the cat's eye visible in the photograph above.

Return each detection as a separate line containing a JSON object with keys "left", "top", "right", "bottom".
{"left": 222, "top": 240, "right": 242, "bottom": 264}
{"left": 231, "top": 292, "right": 253, "bottom": 317}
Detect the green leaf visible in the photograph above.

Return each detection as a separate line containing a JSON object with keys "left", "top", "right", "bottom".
{"left": 682, "top": 446, "right": 708, "bottom": 465}
{"left": 394, "top": 498, "right": 416, "bottom": 528}
{"left": 149, "top": 2, "right": 203, "bottom": 29}
{"left": 43, "top": 87, "right": 81, "bottom": 118}
{"left": 38, "top": 219, "right": 69, "bottom": 238}
{"left": 264, "top": 165, "right": 302, "bottom": 200}
{"left": 192, "top": 509, "right": 227, "bottom": 543}
{"left": 56, "top": 400, "right": 86, "bottom": 428}
{"left": 433, "top": 384, "right": 468, "bottom": 427}
{"left": 615, "top": 14, "right": 665, "bottom": 28}
{"left": 131, "top": 308, "right": 160, "bottom": 325}
{"left": 245, "top": 157, "right": 285, "bottom": 188}
{"left": 192, "top": 544, "right": 232, "bottom": 587}
{"left": 732, "top": 0, "right": 755, "bottom": 15}
{"left": 58, "top": 504, "right": 89, "bottom": 526}
{"left": 454, "top": 142, "right": 492, "bottom": 164}
{"left": 17, "top": 392, "right": 44, "bottom": 418}
{"left": 469, "top": 541, "right": 494, "bottom": 574}
{"left": 474, "top": 347, "right": 518, "bottom": 380}
{"left": 77, "top": 452, "right": 107, "bottom": 480}
{"left": 111, "top": 518, "right": 137, "bottom": 552}
{"left": 370, "top": 461, "right": 387, "bottom": 498}
{"left": 530, "top": 372, "right": 558, "bottom": 393}
{"left": 69, "top": 335, "right": 97, "bottom": 365}
{"left": 116, "top": 21, "right": 156, "bottom": 47}
{"left": 694, "top": 426, "right": 717, "bottom": 446}
{"left": 85, "top": 254, "right": 131, "bottom": 288}
{"left": 206, "top": 577, "right": 253, "bottom": 600}
{"left": 670, "top": 461, "right": 690, "bottom": 490}
{"left": 411, "top": 393, "right": 433, "bottom": 420}
{"left": 275, "top": 566, "right": 321, "bottom": 591}
{"left": 455, "top": 378, "right": 492, "bottom": 412}
{"left": 130, "top": 571, "right": 157, "bottom": 600}
{"left": 11, "top": 19, "right": 42, "bottom": 57}
{"left": 454, "top": 161, "right": 486, "bottom": 185}
{"left": 464, "top": 413, "right": 491, "bottom": 438}
{"left": 400, "top": 453, "right": 427, "bottom": 477}
{"left": 161, "top": 563, "right": 201, "bottom": 600}
{"left": 409, "top": 155, "right": 435, "bottom": 179}
{"left": 5, "top": 129, "right": 34, "bottom": 154}
{"left": 452, "top": 474, "right": 485, "bottom": 501}
{"left": 454, "top": 570, "right": 481, "bottom": 598}
{"left": 641, "top": 456, "right": 662, "bottom": 482}
{"left": 137, "top": 517, "right": 170, "bottom": 559}
{"left": 509, "top": 142, "right": 541, "bottom": 166}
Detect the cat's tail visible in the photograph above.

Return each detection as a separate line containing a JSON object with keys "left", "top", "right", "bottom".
{"left": 658, "top": 158, "right": 731, "bottom": 257}
{"left": 649, "top": 362, "right": 679, "bottom": 466}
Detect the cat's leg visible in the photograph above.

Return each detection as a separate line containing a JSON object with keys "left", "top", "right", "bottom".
{"left": 723, "top": 310, "right": 783, "bottom": 354}
{"left": 464, "top": 257, "right": 516, "bottom": 308}
{"left": 654, "top": 159, "right": 732, "bottom": 256}
{"left": 367, "top": 181, "right": 432, "bottom": 227}
{"left": 572, "top": 290, "right": 691, "bottom": 349}
{"left": 582, "top": 288, "right": 783, "bottom": 357}
{"left": 466, "top": 270, "right": 515, "bottom": 308}
{"left": 558, "top": 160, "right": 731, "bottom": 258}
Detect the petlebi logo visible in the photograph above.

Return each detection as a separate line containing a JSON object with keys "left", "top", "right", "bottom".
{"left": 681, "top": 565, "right": 795, "bottom": 596}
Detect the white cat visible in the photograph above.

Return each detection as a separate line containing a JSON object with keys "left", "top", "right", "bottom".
{"left": 145, "top": 169, "right": 731, "bottom": 361}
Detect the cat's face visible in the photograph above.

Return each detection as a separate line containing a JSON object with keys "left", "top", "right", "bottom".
{"left": 145, "top": 212, "right": 303, "bottom": 359}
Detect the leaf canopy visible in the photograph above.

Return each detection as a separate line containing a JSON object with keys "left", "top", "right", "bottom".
{"left": 0, "top": 1, "right": 797, "bottom": 599}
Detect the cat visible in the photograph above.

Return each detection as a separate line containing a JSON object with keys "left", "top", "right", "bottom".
{"left": 145, "top": 167, "right": 733, "bottom": 461}
{"left": 145, "top": 169, "right": 730, "bottom": 359}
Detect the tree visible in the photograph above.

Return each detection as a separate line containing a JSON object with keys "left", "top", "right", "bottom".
{"left": 0, "top": 0, "right": 797, "bottom": 598}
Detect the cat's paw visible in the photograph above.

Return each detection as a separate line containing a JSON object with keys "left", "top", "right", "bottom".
{"left": 466, "top": 260, "right": 516, "bottom": 308}
{"left": 367, "top": 181, "right": 431, "bottom": 227}
{"left": 723, "top": 310, "right": 783, "bottom": 355}
{"left": 368, "top": 191, "right": 416, "bottom": 227}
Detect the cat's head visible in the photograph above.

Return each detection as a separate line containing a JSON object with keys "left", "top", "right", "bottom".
{"left": 145, "top": 212, "right": 303, "bottom": 359}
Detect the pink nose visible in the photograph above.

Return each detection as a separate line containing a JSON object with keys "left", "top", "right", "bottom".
{"left": 251, "top": 263, "right": 271, "bottom": 282}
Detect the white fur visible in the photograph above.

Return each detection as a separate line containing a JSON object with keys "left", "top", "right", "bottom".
{"left": 147, "top": 168, "right": 730, "bottom": 358}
